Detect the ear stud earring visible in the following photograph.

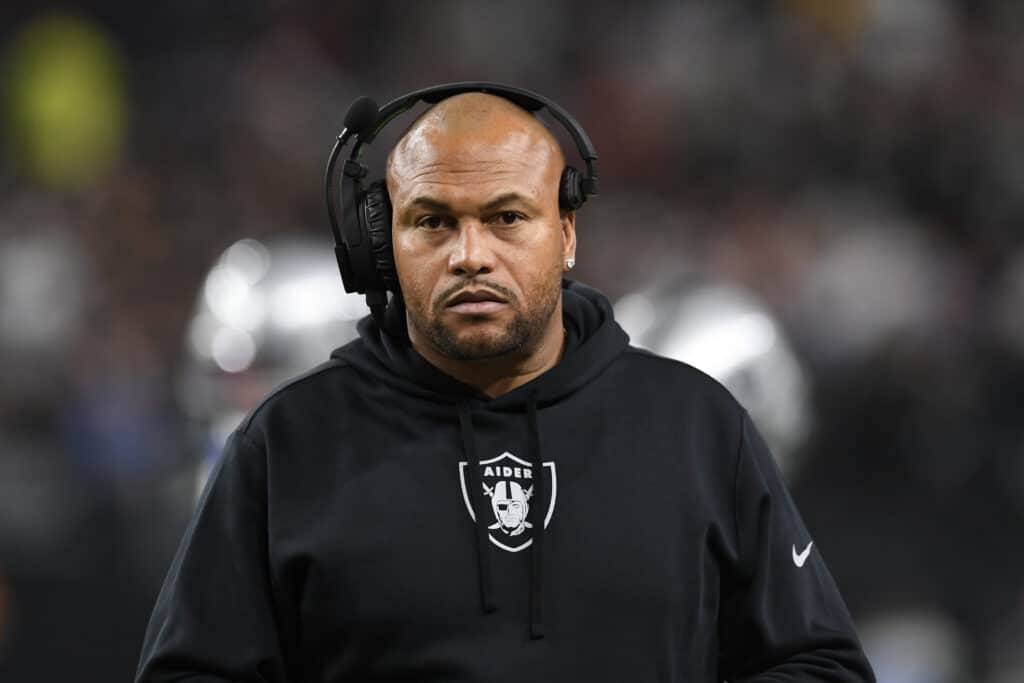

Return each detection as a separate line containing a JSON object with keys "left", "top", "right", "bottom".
{"left": 565, "top": 258, "right": 576, "bottom": 270}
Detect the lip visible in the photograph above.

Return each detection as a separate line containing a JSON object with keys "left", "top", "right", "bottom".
{"left": 445, "top": 288, "right": 509, "bottom": 315}
{"left": 446, "top": 288, "right": 508, "bottom": 305}
{"left": 447, "top": 300, "right": 508, "bottom": 314}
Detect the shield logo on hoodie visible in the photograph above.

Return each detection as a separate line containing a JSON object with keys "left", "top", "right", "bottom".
{"left": 459, "top": 451, "right": 557, "bottom": 553}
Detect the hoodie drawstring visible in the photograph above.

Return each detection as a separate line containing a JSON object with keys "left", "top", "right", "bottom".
{"left": 457, "top": 395, "right": 546, "bottom": 639}
{"left": 457, "top": 402, "right": 496, "bottom": 614}
{"left": 526, "top": 391, "right": 545, "bottom": 639}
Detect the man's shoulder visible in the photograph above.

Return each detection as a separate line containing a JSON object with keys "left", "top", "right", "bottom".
{"left": 617, "top": 345, "right": 734, "bottom": 389}
{"left": 236, "top": 356, "right": 362, "bottom": 435}
{"left": 610, "top": 345, "right": 742, "bottom": 411}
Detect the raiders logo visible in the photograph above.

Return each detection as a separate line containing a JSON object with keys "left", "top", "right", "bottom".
{"left": 458, "top": 451, "right": 557, "bottom": 553}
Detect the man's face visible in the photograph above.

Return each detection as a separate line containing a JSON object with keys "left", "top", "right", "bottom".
{"left": 387, "top": 101, "right": 575, "bottom": 361}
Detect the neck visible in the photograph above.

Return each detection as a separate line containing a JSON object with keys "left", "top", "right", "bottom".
{"left": 409, "top": 308, "right": 566, "bottom": 398}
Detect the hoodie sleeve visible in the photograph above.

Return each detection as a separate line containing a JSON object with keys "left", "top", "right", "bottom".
{"left": 135, "top": 430, "right": 287, "bottom": 683}
{"left": 718, "top": 412, "right": 875, "bottom": 682}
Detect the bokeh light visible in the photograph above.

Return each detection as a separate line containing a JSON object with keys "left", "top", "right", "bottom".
{"left": 4, "top": 12, "right": 127, "bottom": 188}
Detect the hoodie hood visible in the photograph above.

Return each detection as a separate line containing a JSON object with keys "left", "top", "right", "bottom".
{"left": 331, "top": 278, "right": 629, "bottom": 408}
{"left": 330, "top": 278, "right": 628, "bottom": 638}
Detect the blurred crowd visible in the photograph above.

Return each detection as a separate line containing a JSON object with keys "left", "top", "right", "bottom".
{"left": 1, "top": 1, "right": 1024, "bottom": 681}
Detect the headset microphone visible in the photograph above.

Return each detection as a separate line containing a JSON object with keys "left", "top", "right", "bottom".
{"left": 343, "top": 96, "right": 380, "bottom": 137}
{"left": 324, "top": 82, "right": 600, "bottom": 335}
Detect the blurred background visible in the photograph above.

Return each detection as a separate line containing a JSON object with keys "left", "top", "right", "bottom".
{"left": 1, "top": 1, "right": 1023, "bottom": 681}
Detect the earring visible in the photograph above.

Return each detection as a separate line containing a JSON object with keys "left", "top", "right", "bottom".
{"left": 565, "top": 258, "right": 576, "bottom": 270}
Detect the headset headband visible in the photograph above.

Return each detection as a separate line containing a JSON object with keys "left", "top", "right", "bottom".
{"left": 359, "top": 82, "right": 598, "bottom": 187}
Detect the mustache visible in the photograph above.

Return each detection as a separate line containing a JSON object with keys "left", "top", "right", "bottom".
{"left": 435, "top": 279, "right": 517, "bottom": 309}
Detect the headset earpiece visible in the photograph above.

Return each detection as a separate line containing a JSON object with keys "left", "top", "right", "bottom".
{"left": 360, "top": 180, "right": 396, "bottom": 289}
{"left": 559, "top": 166, "right": 586, "bottom": 211}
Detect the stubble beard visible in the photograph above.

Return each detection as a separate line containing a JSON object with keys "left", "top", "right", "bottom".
{"left": 408, "top": 275, "right": 562, "bottom": 362}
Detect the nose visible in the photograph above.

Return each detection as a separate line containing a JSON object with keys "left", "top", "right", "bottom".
{"left": 448, "top": 221, "right": 495, "bottom": 277}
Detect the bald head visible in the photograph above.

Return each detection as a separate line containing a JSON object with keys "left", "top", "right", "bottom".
{"left": 386, "top": 92, "right": 566, "bottom": 205}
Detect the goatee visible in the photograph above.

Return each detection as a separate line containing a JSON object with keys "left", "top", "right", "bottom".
{"left": 408, "top": 277, "right": 561, "bottom": 361}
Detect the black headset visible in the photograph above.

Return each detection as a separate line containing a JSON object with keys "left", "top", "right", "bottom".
{"left": 324, "top": 81, "right": 600, "bottom": 326}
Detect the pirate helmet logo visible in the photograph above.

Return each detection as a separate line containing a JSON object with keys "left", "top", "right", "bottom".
{"left": 487, "top": 480, "right": 532, "bottom": 536}
{"left": 459, "top": 451, "right": 557, "bottom": 553}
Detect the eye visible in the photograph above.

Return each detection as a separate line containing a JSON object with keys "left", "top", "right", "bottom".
{"left": 491, "top": 211, "right": 524, "bottom": 226}
{"left": 416, "top": 215, "right": 449, "bottom": 230}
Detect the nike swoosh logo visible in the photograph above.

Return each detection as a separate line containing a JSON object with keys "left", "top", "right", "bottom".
{"left": 792, "top": 541, "right": 813, "bottom": 567}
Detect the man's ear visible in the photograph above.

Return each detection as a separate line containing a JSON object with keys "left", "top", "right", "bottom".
{"left": 560, "top": 210, "right": 576, "bottom": 264}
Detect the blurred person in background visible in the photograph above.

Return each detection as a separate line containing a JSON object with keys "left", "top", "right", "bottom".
{"left": 135, "top": 86, "right": 873, "bottom": 682}
{"left": 178, "top": 237, "right": 368, "bottom": 498}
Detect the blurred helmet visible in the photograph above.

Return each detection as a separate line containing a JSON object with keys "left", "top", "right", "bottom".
{"left": 178, "top": 237, "right": 368, "bottom": 492}
{"left": 615, "top": 273, "right": 811, "bottom": 478}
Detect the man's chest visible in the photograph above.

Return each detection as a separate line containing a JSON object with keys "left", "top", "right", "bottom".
{"left": 265, "top": 418, "right": 732, "bottom": 651}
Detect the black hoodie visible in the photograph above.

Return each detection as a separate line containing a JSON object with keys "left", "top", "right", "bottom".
{"left": 137, "top": 280, "right": 874, "bottom": 682}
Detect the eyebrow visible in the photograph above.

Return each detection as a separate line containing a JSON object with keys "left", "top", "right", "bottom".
{"left": 404, "top": 192, "right": 539, "bottom": 216}
{"left": 480, "top": 192, "right": 537, "bottom": 213}
{"left": 406, "top": 196, "right": 451, "bottom": 214}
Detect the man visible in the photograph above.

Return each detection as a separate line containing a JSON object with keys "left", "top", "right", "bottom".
{"left": 136, "top": 91, "right": 874, "bottom": 681}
